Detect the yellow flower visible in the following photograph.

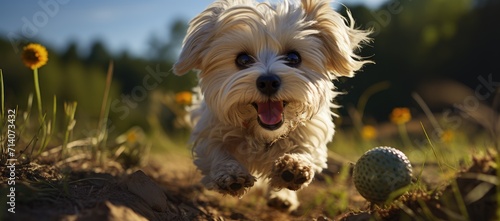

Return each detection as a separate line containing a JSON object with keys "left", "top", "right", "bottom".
{"left": 440, "top": 129, "right": 454, "bottom": 143}
{"left": 175, "top": 91, "right": 192, "bottom": 105}
{"left": 361, "top": 125, "right": 377, "bottom": 140}
{"left": 390, "top": 107, "right": 411, "bottom": 124}
{"left": 22, "top": 43, "right": 48, "bottom": 70}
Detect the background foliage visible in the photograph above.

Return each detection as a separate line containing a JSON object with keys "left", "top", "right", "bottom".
{"left": 1, "top": 0, "right": 498, "bottom": 141}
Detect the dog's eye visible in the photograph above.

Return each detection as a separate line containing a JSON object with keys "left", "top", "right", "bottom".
{"left": 284, "top": 51, "right": 301, "bottom": 67}
{"left": 235, "top": 53, "right": 255, "bottom": 69}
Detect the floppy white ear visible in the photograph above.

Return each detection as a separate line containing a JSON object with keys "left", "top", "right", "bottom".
{"left": 174, "top": 0, "right": 246, "bottom": 75}
{"left": 301, "top": 0, "right": 372, "bottom": 77}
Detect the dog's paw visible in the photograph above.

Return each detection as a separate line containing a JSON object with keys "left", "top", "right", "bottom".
{"left": 267, "top": 189, "right": 300, "bottom": 212}
{"left": 203, "top": 162, "right": 256, "bottom": 197}
{"left": 270, "top": 154, "right": 313, "bottom": 190}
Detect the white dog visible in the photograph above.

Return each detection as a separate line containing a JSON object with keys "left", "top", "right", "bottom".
{"left": 174, "top": 0, "right": 370, "bottom": 211}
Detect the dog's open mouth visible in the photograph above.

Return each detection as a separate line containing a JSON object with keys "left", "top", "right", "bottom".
{"left": 252, "top": 101, "right": 286, "bottom": 130}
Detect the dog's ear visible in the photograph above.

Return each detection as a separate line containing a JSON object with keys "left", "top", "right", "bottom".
{"left": 174, "top": 0, "right": 235, "bottom": 75}
{"left": 301, "top": 0, "right": 372, "bottom": 77}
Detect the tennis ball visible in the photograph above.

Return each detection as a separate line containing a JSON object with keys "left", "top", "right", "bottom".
{"left": 353, "top": 146, "right": 413, "bottom": 203}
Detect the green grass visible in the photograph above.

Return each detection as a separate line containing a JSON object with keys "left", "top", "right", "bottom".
{"left": 315, "top": 164, "right": 351, "bottom": 217}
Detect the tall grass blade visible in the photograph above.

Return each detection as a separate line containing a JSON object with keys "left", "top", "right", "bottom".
{"left": 417, "top": 198, "right": 440, "bottom": 221}
{"left": 491, "top": 88, "right": 499, "bottom": 150}
{"left": 412, "top": 92, "right": 442, "bottom": 132}
{"left": 95, "top": 61, "right": 114, "bottom": 162}
{"left": 18, "top": 94, "right": 33, "bottom": 140}
{"left": 497, "top": 155, "right": 500, "bottom": 220}
{"left": 0, "top": 69, "right": 4, "bottom": 162}
{"left": 420, "top": 122, "right": 443, "bottom": 173}
{"left": 415, "top": 151, "right": 428, "bottom": 184}
{"left": 39, "top": 95, "right": 58, "bottom": 154}
{"left": 464, "top": 182, "right": 494, "bottom": 204}
{"left": 1, "top": 69, "right": 4, "bottom": 121}
{"left": 450, "top": 179, "right": 469, "bottom": 220}
{"left": 52, "top": 95, "right": 57, "bottom": 134}
{"left": 485, "top": 88, "right": 498, "bottom": 220}
{"left": 357, "top": 81, "right": 390, "bottom": 118}
{"left": 61, "top": 102, "right": 77, "bottom": 160}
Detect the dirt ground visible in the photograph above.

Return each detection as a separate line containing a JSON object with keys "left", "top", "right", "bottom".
{"left": 1, "top": 149, "right": 497, "bottom": 221}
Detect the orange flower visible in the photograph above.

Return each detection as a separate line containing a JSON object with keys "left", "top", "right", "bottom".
{"left": 22, "top": 43, "right": 48, "bottom": 70}
{"left": 126, "top": 130, "right": 138, "bottom": 144}
{"left": 361, "top": 125, "right": 377, "bottom": 140}
{"left": 440, "top": 129, "right": 454, "bottom": 143}
{"left": 175, "top": 91, "right": 192, "bottom": 105}
{"left": 390, "top": 107, "right": 411, "bottom": 124}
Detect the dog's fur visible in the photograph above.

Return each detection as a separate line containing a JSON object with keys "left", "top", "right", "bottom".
{"left": 174, "top": 0, "right": 370, "bottom": 211}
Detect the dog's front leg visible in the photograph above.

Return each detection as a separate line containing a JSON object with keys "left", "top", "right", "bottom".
{"left": 195, "top": 144, "right": 256, "bottom": 197}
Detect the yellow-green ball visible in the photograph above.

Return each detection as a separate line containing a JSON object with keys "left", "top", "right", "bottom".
{"left": 353, "top": 146, "right": 413, "bottom": 203}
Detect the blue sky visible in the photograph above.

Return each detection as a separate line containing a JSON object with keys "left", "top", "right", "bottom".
{"left": 0, "top": 0, "right": 387, "bottom": 57}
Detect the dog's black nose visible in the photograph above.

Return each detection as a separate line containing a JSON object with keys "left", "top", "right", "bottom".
{"left": 256, "top": 74, "right": 281, "bottom": 96}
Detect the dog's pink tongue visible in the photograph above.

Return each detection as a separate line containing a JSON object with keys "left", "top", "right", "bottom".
{"left": 257, "top": 101, "right": 283, "bottom": 125}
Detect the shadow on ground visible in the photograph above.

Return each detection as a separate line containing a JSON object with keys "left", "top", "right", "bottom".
{"left": 1, "top": 150, "right": 497, "bottom": 221}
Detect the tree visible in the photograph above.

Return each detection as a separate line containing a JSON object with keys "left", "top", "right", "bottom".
{"left": 62, "top": 41, "right": 80, "bottom": 62}
{"left": 86, "top": 40, "right": 111, "bottom": 66}
{"left": 147, "top": 19, "right": 188, "bottom": 62}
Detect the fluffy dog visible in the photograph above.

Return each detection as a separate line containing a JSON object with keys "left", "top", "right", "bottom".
{"left": 174, "top": 0, "right": 370, "bottom": 211}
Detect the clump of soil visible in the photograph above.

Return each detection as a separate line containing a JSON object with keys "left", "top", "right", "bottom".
{"left": 0, "top": 155, "right": 213, "bottom": 221}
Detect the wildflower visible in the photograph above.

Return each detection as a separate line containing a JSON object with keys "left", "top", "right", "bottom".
{"left": 390, "top": 107, "right": 411, "bottom": 125}
{"left": 361, "top": 125, "right": 377, "bottom": 140}
{"left": 115, "top": 127, "right": 144, "bottom": 145}
{"left": 390, "top": 107, "right": 413, "bottom": 147}
{"left": 175, "top": 91, "right": 193, "bottom": 105}
{"left": 440, "top": 129, "right": 454, "bottom": 143}
{"left": 22, "top": 43, "right": 48, "bottom": 70}
{"left": 22, "top": 43, "right": 50, "bottom": 153}
{"left": 126, "top": 130, "right": 138, "bottom": 144}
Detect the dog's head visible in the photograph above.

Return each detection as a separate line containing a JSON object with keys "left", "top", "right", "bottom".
{"left": 174, "top": 0, "right": 371, "bottom": 141}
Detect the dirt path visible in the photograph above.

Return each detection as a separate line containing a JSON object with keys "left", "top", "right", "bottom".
{"left": 1, "top": 150, "right": 497, "bottom": 221}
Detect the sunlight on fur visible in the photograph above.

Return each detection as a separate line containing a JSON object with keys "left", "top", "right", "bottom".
{"left": 174, "top": 0, "right": 371, "bottom": 212}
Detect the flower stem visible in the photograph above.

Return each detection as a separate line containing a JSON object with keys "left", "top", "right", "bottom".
{"left": 398, "top": 123, "right": 413, "bottom": 148}
{"left": 33, "top": 68, "right": 49, "bottom": 155}
{"left": 33, "top": 68, "right": 43, "bottom": 118}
